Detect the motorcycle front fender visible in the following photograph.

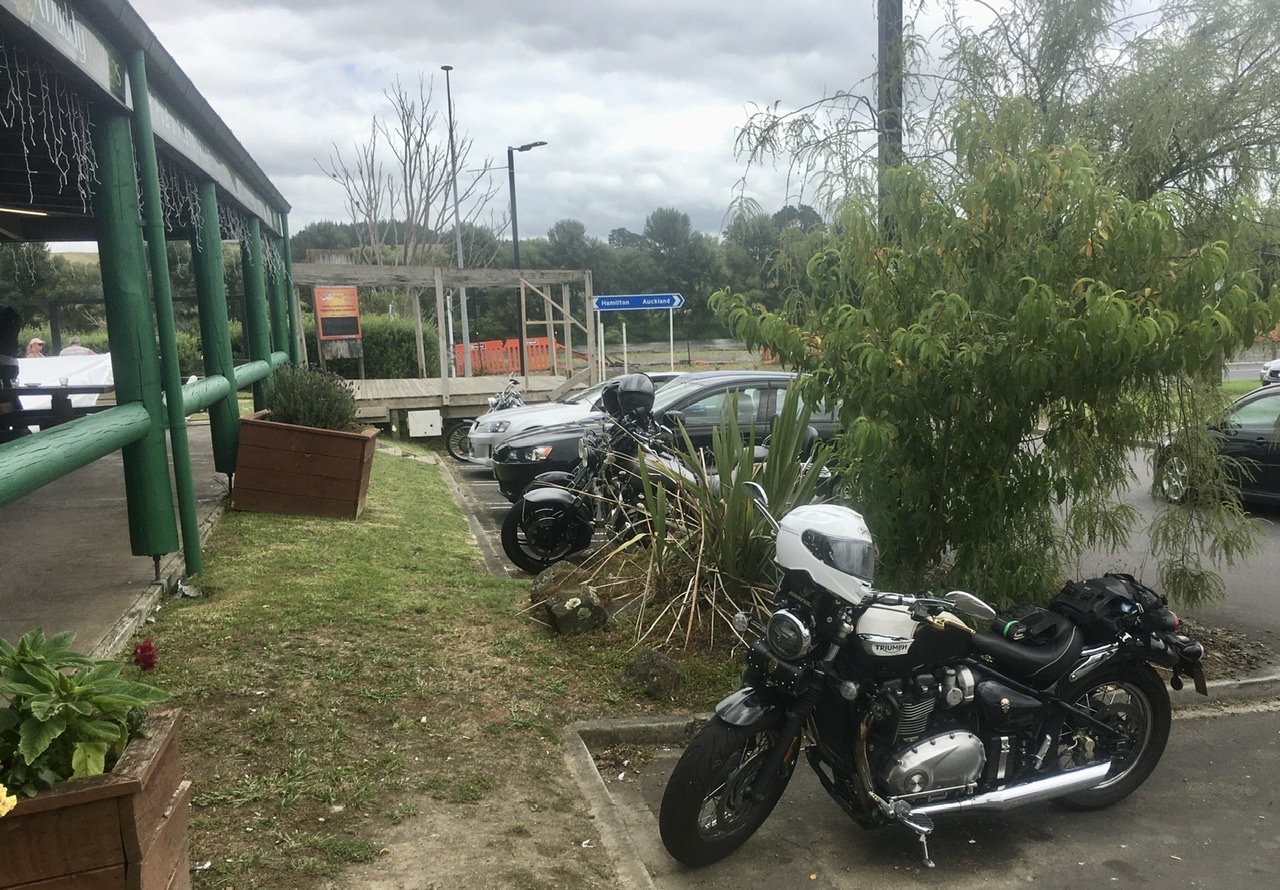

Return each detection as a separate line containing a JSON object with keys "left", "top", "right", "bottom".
{"left": 518, "top": 485, "right": 593, "bottom": 527}
{"left": 530, "top": 470, "right": 577, "bottom": 490}
{"left": 715, "top": 687, "right": 788, "bottom": 728}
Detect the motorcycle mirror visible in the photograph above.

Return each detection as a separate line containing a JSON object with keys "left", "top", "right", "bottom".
{"left": 944, "top": 590, "right": 997, "bottom": 622}
{"left": 742, "top": 482, "right": 779, "bottom": 531}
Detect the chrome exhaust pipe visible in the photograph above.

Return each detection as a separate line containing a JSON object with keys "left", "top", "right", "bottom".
{"left": 908, "top": 761, "right": 1112, "bottom": 817}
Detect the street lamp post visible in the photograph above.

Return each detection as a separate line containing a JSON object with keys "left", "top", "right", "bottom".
{"left": 507, "top": 140, "right": 546, "bottom": 376}
{"left": 442, "top": 65, "right": 473, "bottom": 376}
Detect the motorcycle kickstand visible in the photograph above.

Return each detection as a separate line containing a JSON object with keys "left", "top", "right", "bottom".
{"left": 893, "top": 802, "right": 936, "bottom": 868}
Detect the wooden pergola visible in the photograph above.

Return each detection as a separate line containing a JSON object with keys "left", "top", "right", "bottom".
{"left": 290, "top": 263, "right": 602, "bottom": 399}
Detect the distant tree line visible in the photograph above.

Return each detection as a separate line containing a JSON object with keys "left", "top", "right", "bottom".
{"left": 289, "top": 203, "right": 827, "bottom": 344}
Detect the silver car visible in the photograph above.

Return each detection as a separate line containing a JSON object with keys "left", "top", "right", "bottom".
{"left": 466, "top": 371, "right": 682, "bottom": 464}
{"left": 1260, "top": 358, "right": 1279, "bottom": 386}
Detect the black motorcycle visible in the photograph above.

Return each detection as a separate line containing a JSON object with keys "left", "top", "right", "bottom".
{"left": 501, "top": 373, "right": 681, "bottom": 574}
{"left": 659, "top": 484, "right": 1206, "bottom": 868}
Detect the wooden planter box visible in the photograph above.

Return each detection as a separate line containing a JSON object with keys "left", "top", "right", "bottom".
{"left": 233, "top": 410, "right": 379, "bottom": 519}
{"left": 0, "top": 709, "right": 191, "bottom": 890}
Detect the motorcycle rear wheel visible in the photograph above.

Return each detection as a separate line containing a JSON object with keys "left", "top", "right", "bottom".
{"left": 501, "top": 502, "right": 581, "bottom": 574}
{"left": 1053, "top": 661, "right": 1171, "bottom": 810}
{"left": 443, "top": 420, "right": 473, "bottom": 462}
{"left": 659, "top": 715, "right": 791, "bottom": 867}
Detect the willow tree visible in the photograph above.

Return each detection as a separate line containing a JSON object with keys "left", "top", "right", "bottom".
{"left": 716, "top": 101, "right": 1277, "bottom": 605}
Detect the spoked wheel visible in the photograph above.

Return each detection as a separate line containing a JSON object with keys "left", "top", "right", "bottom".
{"left": 444, "top": 420, "right": 473, "bottom": 462}
{"left": 1053, "top": 662, "right": 1171, "bottom": 810}
{"left": 1153, "top": 451, "right": 1190, "bottom": 503}
{"left": 659, "top": 715, "right": 792, "bottom": 867}
{"left": 500, "top": 502, "right": 581, "bottom": 574}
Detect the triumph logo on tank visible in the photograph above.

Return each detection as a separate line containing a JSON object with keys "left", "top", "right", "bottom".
{"left": 872, "top": 641, "right": 910, "bottom": 653}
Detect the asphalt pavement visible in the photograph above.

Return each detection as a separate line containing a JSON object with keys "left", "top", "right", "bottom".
{"left": 0, "top": 423, "right": 226, "bottom": 658}
{"left": 591, "top": 701, "right": 1280, "bottom": 889}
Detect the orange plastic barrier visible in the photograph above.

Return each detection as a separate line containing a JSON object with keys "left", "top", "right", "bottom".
{"left": 453, "top": 337, "right": 562, "bottom": 375}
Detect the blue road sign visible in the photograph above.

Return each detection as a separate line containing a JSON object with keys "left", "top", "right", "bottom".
{"left": 592, "top": 293, "right": 685, "bottom": 312}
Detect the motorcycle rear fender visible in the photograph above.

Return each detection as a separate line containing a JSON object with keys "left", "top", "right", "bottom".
{"left": 519, "top": 485, "right": 593, "bottom": 525}
{"left": 715, "top": 687, "right": 787, "bottom": 728}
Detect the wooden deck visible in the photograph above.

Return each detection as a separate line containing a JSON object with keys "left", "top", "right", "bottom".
{"left": 351, "top": 375, "right": 573, "bottom": 423}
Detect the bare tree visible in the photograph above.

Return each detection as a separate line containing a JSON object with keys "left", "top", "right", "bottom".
{"left": 319, "top": 75, "right": 502, "bottom": 268}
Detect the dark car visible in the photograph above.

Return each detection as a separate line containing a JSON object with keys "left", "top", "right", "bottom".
{"left": 491, "top": 370, "right": 838, "bottom": 501}
{"left": 1154, "top": 386, "right": 1280, "bottom": 505}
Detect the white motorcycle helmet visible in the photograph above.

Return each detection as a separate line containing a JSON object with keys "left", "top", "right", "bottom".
{"left": 775, "top": 503, "right": 875, "bottom": 604}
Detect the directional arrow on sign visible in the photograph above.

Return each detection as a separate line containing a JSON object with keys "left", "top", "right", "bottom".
{"left": 592, "top": 293, "right": 685, "bottom": 312}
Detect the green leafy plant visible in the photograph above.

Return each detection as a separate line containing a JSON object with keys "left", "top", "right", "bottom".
{"left": 266, "top": 364, "right": 360, "bottom": 432}
{"left": 717, "top": 99, "right": 1278, "bottom": 607}
{"left": 632, "top": 388, "right": 832, "bottom": 648}
{"left": 0, "top": 629, "right": 169, "bottom": 799}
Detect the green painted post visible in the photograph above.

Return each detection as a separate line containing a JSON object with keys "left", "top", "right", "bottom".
{"left": 242, "top": 218, "right": 272, "bottom": 410}
{"left": 192, "top": 182, "right": 240, "bottom": 474}
{"left": 129, "top": 52, "right": 202, "bottom": 576}
{"left": 282, "top": 215, "right": 300, "bottom": 364}
{"left": 91, "top": 110, "right": 179, "bottom": 559}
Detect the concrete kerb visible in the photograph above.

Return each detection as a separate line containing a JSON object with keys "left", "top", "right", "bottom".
{"left": 562, "top": 667, "right": 1280, "bottom": 889}
{"left": 89, "top": 496, "right": 228, "bottom": 661}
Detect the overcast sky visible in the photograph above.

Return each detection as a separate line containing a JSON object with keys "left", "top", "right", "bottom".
{"left": 126, "top": 0, "right": 914, "bottom": 243}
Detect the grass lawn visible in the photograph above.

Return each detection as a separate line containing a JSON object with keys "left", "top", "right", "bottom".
{"left": 145, "top": 450, "right": 736, "bottom": 888}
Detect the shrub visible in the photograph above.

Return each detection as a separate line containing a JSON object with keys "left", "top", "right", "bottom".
{"left": 266, "top": 364, "right": 360, "bottom": 431}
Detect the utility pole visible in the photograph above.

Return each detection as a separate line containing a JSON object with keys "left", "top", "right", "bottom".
{"left": 878, "top": 0, "right": 904, "bottom": 236}
{"left": 442, "top": 65, "right": 472, "bottom": 376}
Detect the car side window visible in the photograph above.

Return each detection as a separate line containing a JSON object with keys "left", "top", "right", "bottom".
{"left": 773, "top": 386, "right": 838, "bottom": 423}
{"left": 1233, "top": 396, "right": 1280, "bottom": 438}
{"left": 680, "top": 386, "right": 765, "bottom": 428}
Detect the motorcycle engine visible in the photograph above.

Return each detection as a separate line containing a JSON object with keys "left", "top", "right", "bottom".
{"left": 882, "top": 731, "right": 986, "bottom": 797}
{"left": 869, "top": 669, "right": 984, "bottom": 798}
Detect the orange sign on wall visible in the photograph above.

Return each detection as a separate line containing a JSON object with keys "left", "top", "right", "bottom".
{"left": 314, "top": 286, "right": 362, "bottom": 340}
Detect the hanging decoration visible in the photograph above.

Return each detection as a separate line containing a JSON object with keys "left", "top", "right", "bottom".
{"left": 0, "top": 36, "right": 98, "bottom": 212}
{"left": 157, "top": 156, "right": 202, "bottom": 241}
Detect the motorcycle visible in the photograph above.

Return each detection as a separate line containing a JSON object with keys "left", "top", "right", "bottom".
{"left": 444, "top": 377, "right": 524, "bottom": 462}
{"left": 658, "top": 484, "right": 1207, "bottom": 869}
{"left": 501, "top": 373, "right": 683, "bottom": 574}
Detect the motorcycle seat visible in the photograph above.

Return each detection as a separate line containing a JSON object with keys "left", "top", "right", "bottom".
{"left": 972, "top": 612, "right": 1084, "bottom": 688}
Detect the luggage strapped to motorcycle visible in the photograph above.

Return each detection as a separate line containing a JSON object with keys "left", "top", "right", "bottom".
{"left": 1048, "top": 572, "right": 1166, "bottom": 645}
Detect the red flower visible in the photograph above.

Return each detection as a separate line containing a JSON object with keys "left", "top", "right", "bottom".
{"left": 132, "top": 637, "right": 158, "bottom": 671}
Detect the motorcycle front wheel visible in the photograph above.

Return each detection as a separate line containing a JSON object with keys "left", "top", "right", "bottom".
{"left": 659, "top": 715, "right": 792, "bottom": 867}
{"left": 500, "top": 502, "right": 584, "bottom": 574}
{"left": 444, "top": 420, "right": 472, "bottom": 462}
{"left": 1053, "top": 661, "right": 1171, "bottom": 810}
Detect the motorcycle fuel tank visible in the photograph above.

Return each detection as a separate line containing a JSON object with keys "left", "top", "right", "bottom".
{"left": 853, "top": 604, "right": 973, "bottom": 673}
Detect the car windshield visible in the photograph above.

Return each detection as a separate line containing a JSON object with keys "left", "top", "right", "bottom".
{"left": 561, "top": 381, "right": 609, "bottom": 405}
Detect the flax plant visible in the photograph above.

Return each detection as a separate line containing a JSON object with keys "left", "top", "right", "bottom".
{"left": 629, "top": 389, "right": 833, "bottom": 649}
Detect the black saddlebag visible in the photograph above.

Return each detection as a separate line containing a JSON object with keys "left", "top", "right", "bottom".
{"left": 1049, "top": 572, "right": 1168, "bottom": 645}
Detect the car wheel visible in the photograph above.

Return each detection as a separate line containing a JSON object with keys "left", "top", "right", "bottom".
{"left": 1154, "top": 452, "right": 1190, "bottom": 503}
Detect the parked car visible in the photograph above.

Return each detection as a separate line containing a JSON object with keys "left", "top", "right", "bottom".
{"left": 490, "top": 370, "right": 839, "bottom": 501}
{"left": 1153, "top": 386, "right": 1280, "bottom": 505}
{"left": 466, "top": 371, "right": 682, "bottom": 464}
{"left": 1260, "top": 358, "right": 1279, "bottom": 386}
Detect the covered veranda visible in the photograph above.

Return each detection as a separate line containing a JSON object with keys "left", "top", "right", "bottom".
{"left": 1, "top": 0, "right": 296, "bottom": 589}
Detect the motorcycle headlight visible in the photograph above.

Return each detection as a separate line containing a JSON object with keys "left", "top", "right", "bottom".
{"left": 518, "top": 444, "right": 554, "bottom": 462}
{"left": 478, "top": 420, "right": 511, "bottom": 434}
{"left": 766, "top": 610, "right": 813, "bottom": 660}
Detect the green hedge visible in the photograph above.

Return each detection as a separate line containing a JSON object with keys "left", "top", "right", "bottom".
{"left": 300, "top": 315, "right": 439, "bottom": 379}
